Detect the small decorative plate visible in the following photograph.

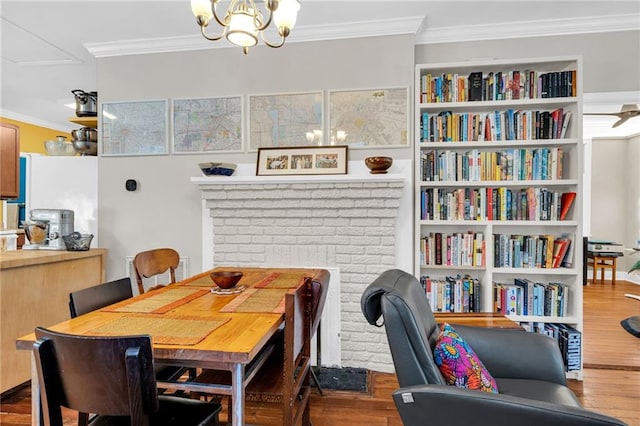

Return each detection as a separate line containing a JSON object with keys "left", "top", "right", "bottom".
{"left": 210, "top": 284, "right": 247, "bottom": 295}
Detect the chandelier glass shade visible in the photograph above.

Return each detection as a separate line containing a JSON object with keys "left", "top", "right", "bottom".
{"left": 190, "top": 0, "right": 301, "bottom": 54}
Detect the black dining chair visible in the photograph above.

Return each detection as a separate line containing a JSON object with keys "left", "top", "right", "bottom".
{"left": 33, "top": 326, "right": 221, "bottom": 426}
{"left": 69, "top": 277, "right": 190, "bottom": 387}
{"left": 69, "top": 277, "right": 133, "bottom": 318}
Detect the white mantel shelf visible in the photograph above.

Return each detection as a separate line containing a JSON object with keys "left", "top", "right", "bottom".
{"left": 190, "top": 173, "right": 406, "bottom": 186}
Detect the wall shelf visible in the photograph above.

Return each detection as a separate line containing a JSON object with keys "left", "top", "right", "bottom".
{"left": 68, "top": 117, "right": 97, "bottom": 128}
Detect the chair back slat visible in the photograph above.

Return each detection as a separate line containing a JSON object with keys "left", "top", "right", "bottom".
{"left": 282, "top": 280, "right": 312, "bottom": 426}
{"left": 310, "top": 269, "right": 330, "bottom": 337}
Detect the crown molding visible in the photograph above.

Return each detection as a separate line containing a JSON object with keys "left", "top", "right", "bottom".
{"left": 85, "top": 16, "right": 425, "bottom": 58}
{"left": 416, "top": 13, "right": 640, "bottom": 45}
{"left": 0, "top": 109, "right": 75, "bottom": 132}
{"left": 84, "top": 13, "right": 639, "bottom": 58}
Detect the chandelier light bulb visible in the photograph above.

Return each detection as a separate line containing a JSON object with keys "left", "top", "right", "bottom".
{"left": 273, "top": 0, "right": 301, "bottom": 34}
{"left": 226, "top": 6, "right": 260, "bottom": 47}
{"left": 191, "top": 0, "right": 213, "bottom": 23}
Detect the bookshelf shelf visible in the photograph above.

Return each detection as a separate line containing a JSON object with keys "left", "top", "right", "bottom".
{"left": 507, "top": 314, "right": 579, "bottom": 324}
{"left": 420, "top": 138, "right": 578, "bottom": 149}
{"left": 492, "top": 267, "right": 579, "bottom": 276}
{"left": 418, "top": 97, "right": 579, "bottom": 111}
{"left": 419, "top": 179, "right": 579, "bottom": 187}
{"left": 414, "top": 56, "right": 583, "bottom": 378}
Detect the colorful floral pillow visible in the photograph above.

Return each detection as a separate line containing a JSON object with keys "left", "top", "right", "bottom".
{"left": 433, "top": 322, "right": 499, "bottom": 393}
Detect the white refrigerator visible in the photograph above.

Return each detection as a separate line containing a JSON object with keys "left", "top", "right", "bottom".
{"left": 22, "top": 154, "right": 98, "bottom": 245}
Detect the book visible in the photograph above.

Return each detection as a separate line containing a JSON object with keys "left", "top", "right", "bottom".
{"left": 552, "top": 238, "right": 571, "bottom": 268}
{"left": 560, "top": 234, "right": 575, "bottom": 268}
{"left": 468, "top": 72, "right": 483, "bottom": 101}
{"left": 559, "top": 111, "right": 572, "bottom": 138}
{"left": 559, "top": 192, "right": 576, "bottom": 220}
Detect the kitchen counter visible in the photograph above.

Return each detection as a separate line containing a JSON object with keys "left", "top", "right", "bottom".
{"left": 0, "top": 248, "right": 107, "bottom": 393}
{"left": 0, "top": 248, "right": 106, "bottom": 269}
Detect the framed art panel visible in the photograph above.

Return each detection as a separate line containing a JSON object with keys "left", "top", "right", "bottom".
{"left": 172, "top": 96, "right": 242, "bottom": 153}
{"left": 329, "top": 87, "right": 409, "bottom": 147}
{"left": 101, "top": 99, "right": 168, "bottom": 156}
{"left": 256, "top": 145, "right": 348, "bottom": 176}
{"left": 249, "top": 91, "right": 323, "bottom": 150}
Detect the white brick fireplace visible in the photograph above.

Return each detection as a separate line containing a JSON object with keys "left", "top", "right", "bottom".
{"left": 191, "top": 161, "right": 411, "bottom": 372}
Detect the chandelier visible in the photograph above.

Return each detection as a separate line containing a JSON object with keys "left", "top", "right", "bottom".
{"left": 190, "top": 0, "right": 301, "bottom": 54}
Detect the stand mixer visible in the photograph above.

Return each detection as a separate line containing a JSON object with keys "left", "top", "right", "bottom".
{"left": 22, "top": 209, "right": 74, "bottom": 250}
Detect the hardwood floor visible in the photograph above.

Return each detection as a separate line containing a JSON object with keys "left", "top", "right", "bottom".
{"left": 2, "top": 280, "right": 639, "bottom": 426}
{"left": 582, "top": 280, "right": 640, "bottom": 370}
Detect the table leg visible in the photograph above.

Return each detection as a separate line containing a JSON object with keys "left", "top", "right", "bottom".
{"left": 30, "top": 353, "right": 43, "bottom": 426}
{"left": 231, "top": 363, "right": 245, "bottom": 426}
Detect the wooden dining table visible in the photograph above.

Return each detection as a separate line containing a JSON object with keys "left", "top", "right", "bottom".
{"left": 16, "top": 266, "right": 330, "bottom": 426}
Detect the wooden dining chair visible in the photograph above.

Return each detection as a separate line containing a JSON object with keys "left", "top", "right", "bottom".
{"left": 246, "top": 281, "right": 313, "bottom": 426}
{"left": 194, "top": 280, "right": 314, "bottom": 426}
{"left": 133, "top": 248, "right": 180, "bottom": 294}
{"left": 308, "top": 270, "right": 330, "bottom": 395}
{"left": 33, "top": 326, "right": 221, "bottom": 426}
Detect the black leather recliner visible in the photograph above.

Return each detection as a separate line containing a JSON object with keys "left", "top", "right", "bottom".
{"left": 361, "top": 269, "right": 626, "bottom": 426}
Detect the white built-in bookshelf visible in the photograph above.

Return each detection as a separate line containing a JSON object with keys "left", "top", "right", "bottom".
{"left": 414, "top": 56, "right": 584, "bottom": 378}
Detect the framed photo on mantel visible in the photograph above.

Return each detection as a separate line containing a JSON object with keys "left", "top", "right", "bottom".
{"left": 256, "top": 145, "right": 348, "bottom": 176}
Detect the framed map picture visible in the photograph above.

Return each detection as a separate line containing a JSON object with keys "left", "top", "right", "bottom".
{"left": 101, "top": 99, "right": 169, "bottom": 156}
{"left": 249, "top": 91, "right": 323, "bottom": 150}
{"left": 256, "top": 145, "right": 348, "bottom": 176}
{"left": 172, "top": 96, "right": 242, "bottom": 153}
{"left": 329, "top": 87, "right": 409, "bottom": 147}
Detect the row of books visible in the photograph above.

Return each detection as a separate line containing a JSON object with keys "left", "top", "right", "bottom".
{"left": 419, "top": 69, "right": 577, "bottom": 103}
{"left": 420, "top": 108, "right": 572, "bottom": 143}
{"left": 494, "top": 279, "right": 568, "bottom": 317}
{"left": 419, "top": 147, "right": 565, "bottom": 182}
{"left": 419, "top": 231, "right": 485, "bottom": 267}
{"left": 420, "top": 274, "right": 481, "bottom": 313}
{"left": 493, "top": 233, "right": 574, "bottom": 269}
{"left": 419, "top": 188, "right": 576, "bottom": 222}
{"left": 520, "top": 322, "right": 581, "bottom": 372}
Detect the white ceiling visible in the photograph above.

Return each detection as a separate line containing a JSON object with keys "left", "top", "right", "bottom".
{"left": 1, "top": 0, "right": 639, "bottom": 135}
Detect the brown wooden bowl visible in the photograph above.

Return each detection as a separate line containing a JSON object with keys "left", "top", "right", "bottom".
{"left": 364, "top": 156, "right": 393, "bottom": 174}
{"left": 209, "top": 271, "right": 243, "bottom": 289}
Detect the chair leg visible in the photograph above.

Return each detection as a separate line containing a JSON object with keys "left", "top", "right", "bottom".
{"left": 77, "top": 412, "right": 90, "bottom": 426}
{"left": 310, "top": 367, "right": 323, "bottom": 396}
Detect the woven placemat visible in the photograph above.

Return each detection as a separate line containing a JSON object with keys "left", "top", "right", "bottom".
{"left": 102, "top": 287, "right": 209, "bottom": 314}
{"left": 88, "top": 314, "right": 230, "bottom": 345}
{"left": 253, "top": 272, "right": 307, "bottom": 289}
{"left": 183, "top": 275, "right": 215, "bottom": 287}
{"left": 220, "top": 288, "right": 290, "bottom": 314}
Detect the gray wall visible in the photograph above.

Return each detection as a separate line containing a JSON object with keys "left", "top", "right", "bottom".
{"left": 97, "top": 30, "right": 640, "bottom": 281}
{"left": 590, "top": 134, "right": 640, "bottom": 273}
{"left": 97, "top": 35, "right": 416, "bottom": 279}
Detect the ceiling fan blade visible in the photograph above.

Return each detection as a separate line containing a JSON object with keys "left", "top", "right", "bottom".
{"left": 612, "top": 116, "right": 630, "bottom": 128}
{"left": 584, "top": 112, "right": 622, "bottom": 117}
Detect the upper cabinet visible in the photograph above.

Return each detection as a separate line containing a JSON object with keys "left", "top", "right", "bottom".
{"left": 1, "top": 122, "right": 20, "bottom": 199}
